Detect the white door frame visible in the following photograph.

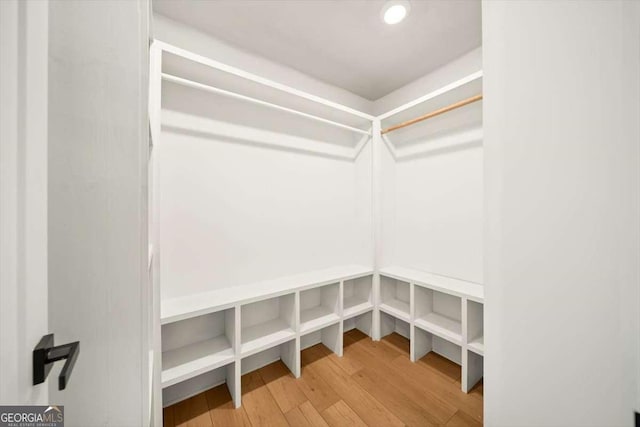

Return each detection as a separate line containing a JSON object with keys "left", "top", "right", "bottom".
{"left": 0, "top": 0, "right": 49, "bottom": 406}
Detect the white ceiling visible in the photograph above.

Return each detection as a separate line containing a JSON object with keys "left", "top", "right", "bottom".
{"left": 153, "top": 0, "right": 482, "bottom": 101}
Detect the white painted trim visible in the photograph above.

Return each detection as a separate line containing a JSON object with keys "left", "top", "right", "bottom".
{"left": 149, "top": 40, "right": 163, "bottom": 427}
{"left": 155, "top": 40, "right": 375, "bottom": 121}
{"left": 0, "top": 0, "right": 48, "bottom": 406}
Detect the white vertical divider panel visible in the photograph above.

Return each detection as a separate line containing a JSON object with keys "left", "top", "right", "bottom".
{"left": 379, "top": 312, "right": 396, "bottom": 338}
{"left": 226, "top": 363, "right": 239, "bottom": 409}
{"left": 413, "top": 327, "right": 432, "bottom": 362}
{"left": 337, "top": 280, "right": 345, "bottom": 357}
{"left": 462, "top": 297, "right": 483, "bottom": 393}
{"left": 461, "top": 297, "right": 469, "bottom": 391}
{"left": 320, "top": 324, "right": 342, "bottom": 356}
{"left": 280, "top": 339, "right": 299, "bottom": 380}
{"left": 290, "top": 292, "right": 301, "bottom": 378}
{"left": 372, "top": 119, "right": 382, "bottom": 340}
{"left": 410, "top": 287, "right": 420, "bottom": 362}
{"left": 465, "top": 351, "right": 484, "bottom": 393}
{"left": 149, "top": 41, "right": 163, "bottom": 426}
{"left": 231, "top": 304, "right": 241, "bottom": 408}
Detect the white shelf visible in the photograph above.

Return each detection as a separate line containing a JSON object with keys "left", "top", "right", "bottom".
{"left": 343, "top": 296, "right": 373, "bottom": 319}
{"left": 161, "top": 335, "right": 234, "bottom": 388}
{"left": 380, "top": 265, "right": 483, "bottom": 302}
{"left": 378, "top": 70, "right": 483, "bottom": 121}
{"left": 414, "top": 312, "right": 462, "bottom": 345}
{"left": 241, "top": 318, "right": 295, "bottom": 357}
{"left": 300, "top": 306, "right": 340, "bottom": 334}
{"left": 468, "top": 336, "right": 484, "bottom": 355}
{"left": 162, "top": 264, "right": 373, "bottom": 324}
{"left": 379, "top": 298, "right": 410, "bottom": 322}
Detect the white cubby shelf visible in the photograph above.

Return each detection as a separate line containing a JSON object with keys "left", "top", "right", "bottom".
{"left": 378, "top": 265, "right": 484, "bottom": 393}
{"left": 379, "top": 275, "right": 411, "bottom": 322}
{"left": 241, "top": 294, "right": 296, "bottom": 357}
{"left": 299, "top": 282, "right": 340, "bottom": 334}
{"left": 343, "top": 276, "right": 373, "bottom": 319}
{"left": 414, "top": 285, "right": 462, "bottom": 345}
{"left": 159, "top": 265, "right": 374, "bottom": 408}
{"left": 161, "top": 309, "right": 235, "bottom": 388}
{"left": 158, "top": 264, "right": 484, "bottom": 407}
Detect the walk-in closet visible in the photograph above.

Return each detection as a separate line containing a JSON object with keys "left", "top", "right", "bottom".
{"left": 148, "top": 2, "right": 484, "bottom": 425}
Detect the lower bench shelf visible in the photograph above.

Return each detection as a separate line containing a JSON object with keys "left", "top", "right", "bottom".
{"left": 414, "top": 312, "right": 462, "bottom": 345}
{"left": 162, "top": 336, "right": 234, "bottom": 388}
{"left": 241, "top": 319, "right": 296, "bottom": 357}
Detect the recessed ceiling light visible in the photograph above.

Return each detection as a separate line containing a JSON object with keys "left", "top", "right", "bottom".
{"left": 381, "top": 0, "right": 410, "bottom": 25}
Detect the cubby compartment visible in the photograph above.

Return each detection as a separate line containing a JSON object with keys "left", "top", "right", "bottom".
{"left": 379, "top": 275, "right": 410, "bottom": 322}
{"left": 342, "top": 275, "right": 373, "bottom": 319}
{"left": 467, "top": 300, "right": 484, "bottom": 355}
{"left": 299, "top": 283, "right": 340, "bottom": 334}
{"left": 163, "top": 361, "right": 238, "bottom": 408}
{"left": 343, "top": 310, "right": 373, "bottom": 337}
{"left": 161, "top": 309, "right": 236, "bottom": 388}
{"left": 241, "top": 294, "right": 296, "bottom": 357}
{"left": 380, "top": 311, "right": 410, "bottom": 341}
{"left": 414, "top": 285, "right": 462, "bottom": 345}
{"left": 300, "top": 322, "right": 341, "bottom": 356}
{"left": 241, "top": 339, "right": 298, "bottom": 377}
{"left": 413, "top": 325, "right": 462, "bottom": 367}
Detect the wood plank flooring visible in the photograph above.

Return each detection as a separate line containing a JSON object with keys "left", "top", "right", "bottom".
{"left": 163, "top": 329, "right": 483, "bottom": 427}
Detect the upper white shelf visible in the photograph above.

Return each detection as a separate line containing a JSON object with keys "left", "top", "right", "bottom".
{"left": 377, "top": 70, "right": 482, "bottom": 121}
{"left": 161, "top": 264, "right": 373, "bottom": 324}
{"left": 379, "top": 265, "right": 483, "bottom": 302}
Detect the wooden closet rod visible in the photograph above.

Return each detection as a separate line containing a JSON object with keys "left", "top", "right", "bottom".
{"left": 381, "top": 94, "right": 483, "bottom": 135}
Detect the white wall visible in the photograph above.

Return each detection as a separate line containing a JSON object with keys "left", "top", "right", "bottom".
{"left": 376, "top": 49, "right": 484, "bottom": 284}
{"left": 158, "top": 119, "right": 373, "bottom": 299}
{"left": 483, "top": 1, "right": 640, "bottom": 425}
{"left": 155, "top": 16, "right": 373, "bottom": 300}
{"left": 0, "top": 0, "right": 48, "bottom": 406}
{"left": 48, "top": 1, "right": 149, "bottom": 425}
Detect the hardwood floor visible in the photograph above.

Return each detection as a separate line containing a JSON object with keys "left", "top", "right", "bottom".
{"left": 163, "top": 329, "right": 483, "bottom": 427}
